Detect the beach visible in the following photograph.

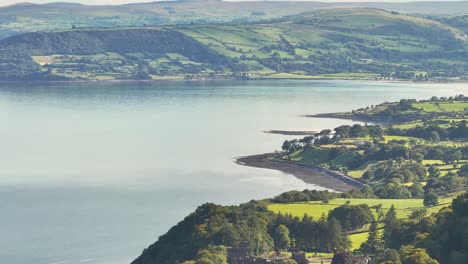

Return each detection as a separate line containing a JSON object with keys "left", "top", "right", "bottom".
{"left": 235, "top": 153, "right": 364, "bottom": 192}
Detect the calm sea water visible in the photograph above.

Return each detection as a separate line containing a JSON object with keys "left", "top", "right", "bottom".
{"left": 0, "top": 80, "right": 466, "bottom": 264}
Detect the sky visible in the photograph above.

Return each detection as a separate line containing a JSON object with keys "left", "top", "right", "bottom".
{"left": 0, "top": 0, "right": 465, "bottom": 7}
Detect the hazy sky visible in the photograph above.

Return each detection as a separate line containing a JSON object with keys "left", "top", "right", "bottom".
{"left": 0, "top": 0, "right": 465, "bottom": 7}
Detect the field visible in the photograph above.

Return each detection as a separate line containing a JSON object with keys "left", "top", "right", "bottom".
{"left": 2, "top": 7, "right": 466, "bottom": 81}
{"left": 268, "top": 195, "right": 457, "bottom": 251}
{"left": 286, "top": 134, "right": 466, "bottom": 180}
{"left": 412, "top": 101, "right": 468, "bottom": 113}
{"left": 421, "top": 159, "right": 468, "bottom": 177}
{"left": 349, "top": 232, "right": 370, "bottom": 251}
{"left": 1, "top": 1, "right": 467, "bottom": 40}
{"left": 288, "top": 147, "right": 331, "bottom": 164}
{"left": 267, "top": 197, "right": 455, "bottom": 220}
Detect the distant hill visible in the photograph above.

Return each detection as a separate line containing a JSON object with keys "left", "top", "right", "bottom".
{"left": 0, "top": 8, "right": 466, "bottom": 81}
{"left": 0, "top": 28, "right": 229, "bottom": 80}
{"left": 0, "top": 0, "right": 467, "bottom": 39}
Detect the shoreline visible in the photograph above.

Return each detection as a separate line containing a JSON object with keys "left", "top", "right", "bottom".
{"left": 305, "top": 112, "right": 414, "bottom": 126}
{"left": 1, "top": 77, "right": 467, "bottom": 85}
{"left": 235, "top": 153, "right": 364, "bottom": 192}
{"left": 264, "top": 130, "right": 317, "bottom": 136}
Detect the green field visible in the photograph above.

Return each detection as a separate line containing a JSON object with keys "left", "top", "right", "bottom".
{"left": 268, "top": 195, "right": 457, "bottom": 251}
{"left": 412, "top": 101, "right": 468, "bottom": 113}
{"left": 2, "top": 7, "right": 467, "bottom": 81}
{"left": 287, "top": 147, "right": 331, "bottom": 164}
{"left": 349, "top": 232, "right": 370, "bottom": 251}
{"left": 267, "top": 197, "right": 455, "bottom": 220}
{"left": 392, "top": 121, "right": 425, "bottom": 130}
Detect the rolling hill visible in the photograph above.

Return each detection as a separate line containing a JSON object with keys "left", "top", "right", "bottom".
{"left": 0, "top": 8, "right": 466, "bottom": 81}
{"left": 1, "top": 0, "right": 468, "bottom": 39}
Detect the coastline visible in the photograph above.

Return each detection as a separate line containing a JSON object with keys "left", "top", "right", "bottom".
{"left": 305, "top": 111, "right": 422, "bottom": 126}
{"left": 305, "top": 113, "right": 393, "bottom": 126}
{"left": 235, "top": 153, "right": 364, "bottom": 192}
{"left": 1, "top": 77, "right": 467, "bottom": 84}
{"left": 264, "top": 130, "right": 317, "bottom": 136}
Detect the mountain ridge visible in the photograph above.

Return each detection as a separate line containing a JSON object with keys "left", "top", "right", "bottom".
{"left": 1, "top": 1, "right": 467, "bottom": 39}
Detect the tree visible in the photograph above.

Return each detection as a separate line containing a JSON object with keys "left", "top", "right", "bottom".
{"left": 409, "top": 182, "right": 424, "bottom": 198}
{"left": 400, "top": 245, "right": 439, "bottom": 264}
{"left": 360, "top": 221, "right": 383, "bottom": 256}
{"left": 327, "top": 218, "right": 350, "bottom": 252}
{"left": 384, "top": 205, "right": 398, "bottom": 226}
{"left": 383, "top": 249, "right": 401, "bottom": 264}
{"left": 369, "top": 125, "right": 384, "bottom": 140}
{"left": 274, "top": 225, "right": 291, "bottom": 251}
{"left": 360, "top": 185, "right": 375, "bottom": 199}
{"left": 420, "top": 192, "right": 468, "bottom": 264}
{"left": 319, "top": 129, "right": 333, "bottom": 136}
{"left": 328, "top": 204, "right": 374, "bottom": 231}
{"left": 459, "top": 164, "right": 468, "bottom": 177}
{"left": 409, "top": 209, "right": 427, "bottom": 220}
{"left": 331, "top": 252, "right": 355, "bottom": 264}
{"left": 299, "top": 136, "right": 314, "bottom": 147}
{"left": 187, "top": 245, "right": 227, "bottom": 264}
{"left": 282, "top": 140, "right": 292, "bottom": 153}
{"left": 423, "top": 192, "right": 439, "bottom": 207}
{"left": 383, "top": 205, "right": 398, "bottom": 247}
{"left": 429, "top": 131, "right": 440, "bottom": 143}
{"left": 334, "top": 126, "right": 351, "bottom": 139}
{"left": 443, "top": 150, "right": 462, "bottom": 164}
{"left": 428, "top": 166, "right": 441, "bottom": 178}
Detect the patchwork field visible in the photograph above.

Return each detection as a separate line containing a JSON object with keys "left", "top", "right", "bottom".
{"left": 268, "top": 194, "right": 457, "bottom": 252}
{"left": 1, "top": 8, "right": 467, "bottom": 81}
{"left": 267, "top": 196, "right": 456, "bottom": 220}
{"left": 412, "top": 101, "right": 468, "bottom": 113}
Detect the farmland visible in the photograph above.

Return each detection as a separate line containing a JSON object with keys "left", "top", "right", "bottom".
{"left": 267, "top": 196, "right": 455, "bottom": 220}
{"left": 412, "top": 101, "right": 468, "bottom": 113}
{"left": 2, "top": 1, "right": 468, "bottom": 40}
{"left": 267, "top": 194, "right": 457, "bottom": 252}
{"left": 277, "top": 96, "right": 468, "bottom": 201}
{"left": 1, "top": 8, "right": 467, "bottom": 81}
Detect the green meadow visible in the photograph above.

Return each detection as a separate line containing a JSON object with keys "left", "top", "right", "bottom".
{"left": 267, "top": 196, "right": 456, "bottom": 220}
{"left": 413, "top": 101, "right": 468, "bottom": 113}
{"left": 268, "top": 195, "right": 458, "bottom": 251}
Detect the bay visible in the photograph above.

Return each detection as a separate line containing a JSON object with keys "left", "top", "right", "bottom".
{"left": 0, "top": 80, "right": 466, "bottom": 264}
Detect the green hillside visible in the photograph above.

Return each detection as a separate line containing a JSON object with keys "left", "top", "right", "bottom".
{"left": 1, "top": 1, "right": 467, "bottom": 39}
{"left": 1, "top": 8, "right": 466, "bottom": 81}
{"left": 0, "top": 28, "right": 229, "bottom": 80}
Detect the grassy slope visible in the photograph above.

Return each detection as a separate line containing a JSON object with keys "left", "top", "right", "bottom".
{"left": 267, "top": 197, "right": 454, "bottom": 220}
{"left": 274, "top": 98, "right": 467, "bottom": 252}
{"left": 1, "top": 8, "right": 467, "bottom": 80}
{"left": 176, "top": 9, "right": 466, "bottom": 63}
{"left": 1, "top": 1, "right": 467, "bottom": 37}
{"left": 268, "top": 194, "right": 457, "bottom": 251}
{"left": 303, "top": 99, "right": 468, "bottom": 180}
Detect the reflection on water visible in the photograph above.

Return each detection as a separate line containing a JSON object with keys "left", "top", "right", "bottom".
{"left": 0, "top": 80, "right": 466, "bottom": 264}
